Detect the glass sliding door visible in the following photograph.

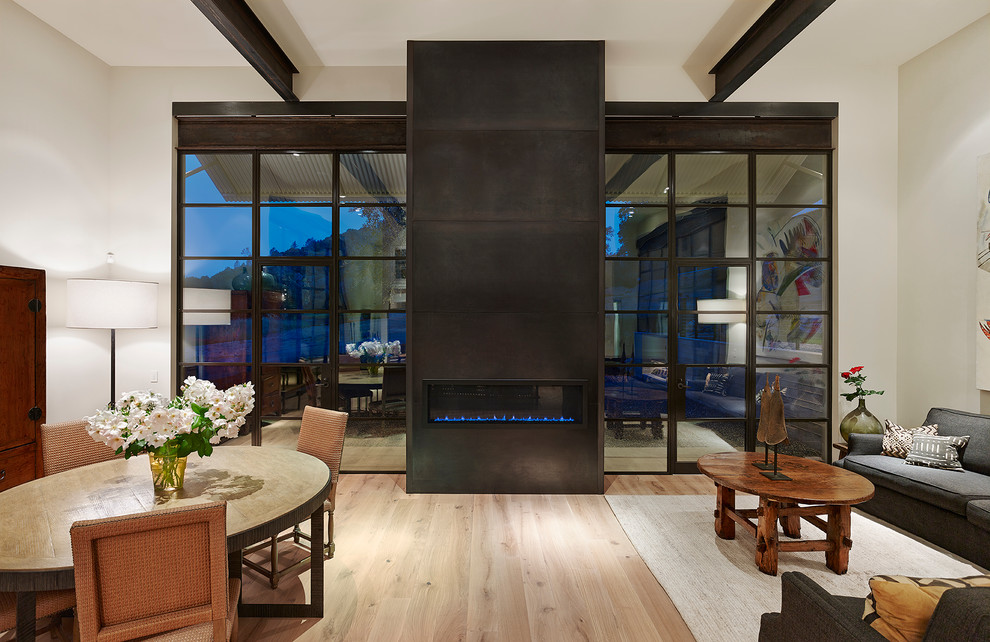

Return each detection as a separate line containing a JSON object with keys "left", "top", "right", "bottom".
{"left": 604, "top": 151, "right": 832, "bottom": 473}
{"left": 754, "top": 153, "right": 831, "bottom": 460}
{"left": 670, "top": 153, "right": 750, "bottom": 468}
{"left": 178, "top": 151, "right": 407, "bottom": 471}
{"left": 674, "top": 264, "right": 748, "bottom": 466}
{"left": 604, "top": 154, "right": 670, "bottom": 471}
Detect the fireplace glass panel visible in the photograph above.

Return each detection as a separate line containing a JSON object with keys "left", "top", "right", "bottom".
{"left": 427, "top": 381, "right": 584, "bottom": 424}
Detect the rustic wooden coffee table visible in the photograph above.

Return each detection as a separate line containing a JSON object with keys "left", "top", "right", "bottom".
{"left": 697, "top": 452, "right": 875, "bottom": 576}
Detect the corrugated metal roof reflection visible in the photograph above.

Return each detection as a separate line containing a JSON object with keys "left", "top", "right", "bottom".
{"left": 755, "top": 155, "right": 813, "bottom": 204}
{"left": 675, "top": 154, "right": 749, "bottom": 204}
{"left": 341, "top": 153, "right": 406, "bottom": 203}
{"left": 261, "top": 154, "right": 334, "bottom": 202}
{"left": 606, "top": 154, "right": 668, "bottom": 204}
{"left": 196, "top": 154, "right": 253, "bottom": 202}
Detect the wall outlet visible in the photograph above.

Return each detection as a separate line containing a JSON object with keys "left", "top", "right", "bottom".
{"left": 150, "top": 370, "right": 158, "bottom": 383}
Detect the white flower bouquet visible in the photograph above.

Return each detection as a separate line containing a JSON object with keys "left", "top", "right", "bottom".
{"left": 86, "top": 377, "right": 255, "bottom": 459}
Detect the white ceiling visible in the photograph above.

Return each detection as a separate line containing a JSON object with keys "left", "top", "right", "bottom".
{"left": 13, "top": 0, "right": 990, "bottom": 74}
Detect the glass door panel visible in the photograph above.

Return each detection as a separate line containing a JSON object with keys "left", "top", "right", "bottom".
{"left": 674, "top": 265, "right": 748, "bottom": 465}
{"left": 604, "top": 153, "right": 671, "bottom": 472}
{"left": 605, "top": 365, "right": 669, "bottom": 472}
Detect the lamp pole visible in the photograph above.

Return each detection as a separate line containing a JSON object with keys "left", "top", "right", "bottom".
{"left": 109, "top": 327, "right": 116, "bottom": 408}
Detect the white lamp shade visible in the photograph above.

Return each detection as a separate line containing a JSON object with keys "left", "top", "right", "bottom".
{"left": 182, "top": 287, "right": 231, "bottom": 326}
{"left": 66, "top": 279, "right": 159, "bottom": 329}
{"left": 697, "top": 298, "right": 746, "bottom": 324}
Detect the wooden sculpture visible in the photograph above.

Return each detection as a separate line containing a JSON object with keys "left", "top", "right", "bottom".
{"left": 755, "top": 375, "right": 790, "bottom": 481}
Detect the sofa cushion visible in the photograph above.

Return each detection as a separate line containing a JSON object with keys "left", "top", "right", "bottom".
{"left": 905, "top": 435, "right": 970, "bottom": 471}
{"left": 967, "top": 499, "right": 990, "bottom": 532}
{"left": 842, "top": 454, "right": 990, "bottom": 515}
{"left": 882, "top": 420, "right": 938, "bottom": 459}
{"left": 924, "top": 408, "right": 990, "bottom": 476}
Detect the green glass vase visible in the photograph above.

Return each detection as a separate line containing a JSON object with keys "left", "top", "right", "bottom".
{"left": 839, "top": 398, "right": 883, "bottom": 443}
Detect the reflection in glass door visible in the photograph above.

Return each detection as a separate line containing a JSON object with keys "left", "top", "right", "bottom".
{"left": 604, "top": 154, "right": 670, "bottom": 471}
{"left": 178, "top": 151, "right": 408, "bottom": 472}
{"left": 604, "top": 151, "right": 832, "bottom": 473}
{"left": 673, "top": 265, "right": 748, "bottom": 467}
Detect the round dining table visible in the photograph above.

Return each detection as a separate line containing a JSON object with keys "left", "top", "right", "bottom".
{"left": 0, "top": 446, "right": 331, "bottom": 641}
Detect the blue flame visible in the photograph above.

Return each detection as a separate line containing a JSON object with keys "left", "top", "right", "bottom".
{"left": 433, "top": 415, "right": 576, "bottom": 423}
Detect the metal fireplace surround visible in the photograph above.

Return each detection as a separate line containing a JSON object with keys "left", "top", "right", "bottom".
{"left": 406, "top": 41, "right": 604, "bottom": 493}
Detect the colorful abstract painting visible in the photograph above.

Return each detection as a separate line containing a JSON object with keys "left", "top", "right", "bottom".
{"left": 977, "top": 153, "right": 990, "bottom": 390}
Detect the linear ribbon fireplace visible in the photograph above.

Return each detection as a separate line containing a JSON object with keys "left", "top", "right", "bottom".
{"left": 426, "top": 380, "right": 585, "bottom": 425}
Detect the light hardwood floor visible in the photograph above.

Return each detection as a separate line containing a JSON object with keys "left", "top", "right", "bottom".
{"left": 3, "top": 472, "right": 716, "bottom": 642}
{"left": 235, "top": 473, "right": 715, "bottom": 642}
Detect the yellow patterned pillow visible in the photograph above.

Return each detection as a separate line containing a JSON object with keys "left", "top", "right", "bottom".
{"left": 862, "top": 574, "right": 990, "bottom": 642}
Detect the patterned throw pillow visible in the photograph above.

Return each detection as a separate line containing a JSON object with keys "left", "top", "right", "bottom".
{"left": 905, "top": 434, "right": 970, "bottom": 471}
{"left": 863, "top": 574, "right": 990, "bottom": 641}
{"left": 882, "top": 420, "right": 938, "bottom": 458}
{"left": 703, "top": 373, "right": 731, "bottom": 396}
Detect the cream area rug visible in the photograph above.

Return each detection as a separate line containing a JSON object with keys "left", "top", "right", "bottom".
{"left": 606, "top": 494, "right": 985, "bottom": 642}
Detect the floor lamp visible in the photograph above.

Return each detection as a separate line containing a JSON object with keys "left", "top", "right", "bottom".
{"left": 67, "top": 279, "right": 159, "bottom": 408}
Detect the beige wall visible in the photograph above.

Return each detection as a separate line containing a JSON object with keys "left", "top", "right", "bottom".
{"left": 898, "top": 14, "right": 990, "bottom": 423}
{"left": 0, "top": 0, "right": 114, "bottom": 421}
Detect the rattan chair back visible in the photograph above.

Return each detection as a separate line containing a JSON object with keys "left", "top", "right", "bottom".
{"left": 70, "top": 501, "right": 238, "bottom": 642}
{"left": 40, "top": 419, "right": 122, "bottom": 476}
{"left": 297, "top": 406, "right": 348, "bottom": 486}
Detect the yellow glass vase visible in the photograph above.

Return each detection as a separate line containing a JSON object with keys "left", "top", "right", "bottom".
{"left": 149, "top": 449, "right": 188, "bottom": 491}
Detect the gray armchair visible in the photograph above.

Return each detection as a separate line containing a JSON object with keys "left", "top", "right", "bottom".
{"left": 759, "top": 572, "right": 990, "bottom": 641}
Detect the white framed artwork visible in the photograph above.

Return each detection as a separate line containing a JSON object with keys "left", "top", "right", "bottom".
{"left": 977, "top": 153, "right": 990, "bottom": 390}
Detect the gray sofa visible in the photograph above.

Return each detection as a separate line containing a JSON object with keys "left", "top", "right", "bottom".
{"left": 836, "top": 407, "right": 990, "bottom": 569}
{"left": 759, "top": 571, "right": 990, "bottom": 641}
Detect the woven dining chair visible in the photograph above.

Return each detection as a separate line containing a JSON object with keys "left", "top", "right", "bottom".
{"left": 243, "top": 406, "right": 347, "bottom": 589}
{"left": 40, "top": 419, "right": 123, "bottom": 476}
{"left": 70, "top": 501, "right": 240, "bottom": 642}
{"left": 0, "top": 589, "right": 75, "bottom": 641}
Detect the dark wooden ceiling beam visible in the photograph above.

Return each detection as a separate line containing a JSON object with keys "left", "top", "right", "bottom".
{"left": 709, "top": 0, "right": 835, "bottom": 102}
{"left": 190, "top": 0, "right": 299, "bottom": 102}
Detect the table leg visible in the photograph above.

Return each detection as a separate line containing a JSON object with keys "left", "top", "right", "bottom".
{"left": 238, "top": 506, "right": 326, "bottom": 618}
{"left": 779, "top": 502, "right": 801, "bottom": 538}
{"left": 16, "top": 592, "right": 36, "bottom": 642}
{"left": 825, "top": 504, "right": 852, "bottom": 574}
{"left": 228, "top": 549, "right": 243, "bottom": 611}
{"left": 756, "top": 497, "right": 779, "bottom": 576}
{"left": 714, "top": 484, "right": 735, "bottom": 539}
{"left": 308, "top": 504, "right": 325, "bottom": 617}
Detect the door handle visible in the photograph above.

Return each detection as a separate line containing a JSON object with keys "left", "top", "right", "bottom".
{"left": 676, "top": 380, "right": 688, "bottom": 390}
{"left": 0, "top": 469, "right": 5, "bottom": 482}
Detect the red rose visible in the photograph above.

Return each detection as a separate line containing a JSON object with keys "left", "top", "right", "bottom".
{"left": 850, "top": 366, "right": 864, "bottom": 373}
{"left": 841, "top": 371, "right": 850, "bottom": 378}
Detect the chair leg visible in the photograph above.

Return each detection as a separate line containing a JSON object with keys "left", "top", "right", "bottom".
{"left": 230, "top": 609, "right": 239, "bottom": 642}
{"left": 327, "top": 508, "right": 335, "bottom": 559}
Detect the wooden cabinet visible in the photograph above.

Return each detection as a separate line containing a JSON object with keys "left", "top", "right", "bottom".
{"left": 0, "top": 266, "right": 45, "bottom": 488}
